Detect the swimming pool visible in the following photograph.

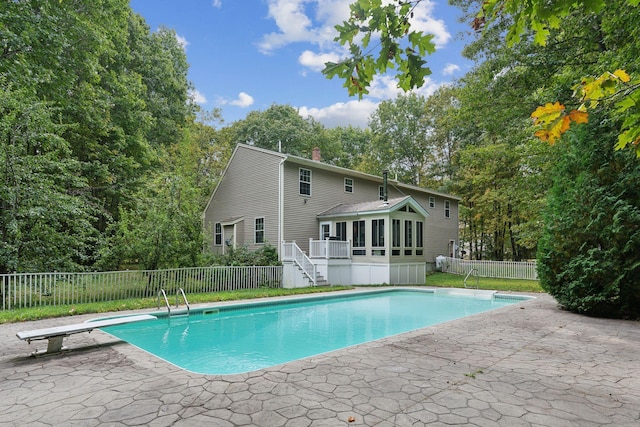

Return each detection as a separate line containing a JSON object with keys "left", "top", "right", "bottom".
{"left": 101, "top": 289, "right": 532, "bottom": 375}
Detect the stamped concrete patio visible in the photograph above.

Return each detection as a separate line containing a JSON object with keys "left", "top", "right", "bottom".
{"left": 1, "top": 290, "right": 639, "bottom": 426}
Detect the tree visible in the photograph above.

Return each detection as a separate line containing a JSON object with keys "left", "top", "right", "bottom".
{"left": 366, "top": 93, "right": 435, "bottom": 185}
{"left": 95, "top": 112, "right": 229, "bottom": 271}
{"left": 323, "top": 0, "right": 436, "bottom": 97}
{"left": 230, "top": 104, "right": 347, "bottom": 163}
{"left": 537, "top": 117, "right": 640, "bottom": 318}
{"left": 0, "top": 86, "right": 99, "bottom": 273}
{"left": 331, "top": 0, "right": 640, "bottom": 156}
{"left": 1, "top": 0, "right": 197, "bottom": 272}
{"left": 231, "top": 104, "right": 316, "bottom": 155}
{"left": 1, "top": 0, "right": 195, "bottom": 229}
{"left": 322, "top": 126, "right": 372, "bottom": 171}
{"left": 420, "top": 86, "right": 461, "bottom": 190}
{"left": 444, "top": 16, "right": 560, "bottom": 261}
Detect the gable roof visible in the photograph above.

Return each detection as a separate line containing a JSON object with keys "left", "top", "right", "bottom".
{"left": 317, "top": 196, "right": 429, "bottom": 218}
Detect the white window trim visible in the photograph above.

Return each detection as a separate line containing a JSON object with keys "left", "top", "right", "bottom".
{"left": 299, "top": 168, "right": 311, "bottom": 197}
{"left": 214, "top": 222, "right": 222, "bottom": 246}
{"left": 429, "top": 196, "right": 435, "bottom": 208}
{"left": 372, "top": 218, "right": 385, "bottom": 247}
{"left": 444, "top": 200, "right": 451, "bottom": 218}
{"left": 319, "top": 221, "right": 332, "bottom": 240}
{"left": 254, "top": 217, "right": 265, "bottom": 244}
{"left": 344, "top": 177, "right": 354, "bottom": 193}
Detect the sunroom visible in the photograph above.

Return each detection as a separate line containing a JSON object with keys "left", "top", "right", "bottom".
{"left": 309, "top": 195, "right": 430, "bottom": 285}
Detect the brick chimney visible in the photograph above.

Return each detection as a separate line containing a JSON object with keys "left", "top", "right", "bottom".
{"left": 312, "top": 147, "right": 321, "bottom": 162}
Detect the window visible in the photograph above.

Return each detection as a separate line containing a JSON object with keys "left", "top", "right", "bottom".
{"left": 372, "top": 219, "right": 385, "bottom": 256}
{"left": 379, "top": 185, "right": 385, "bottom": 200}
{"left": 404, "top": 220, "right": 412, "bottom": 255}
{"left": 352, "top": 220, "right": 366, "bottom": 255}
{"left": 336, "top": 221, "right": 347, "bottom": 241}
{"left": 392, "top": 219, "right": 401, "bottom": 256}
{"left": 429, "top": 196, "right": 435, "bottom": 208}
{"left": 416, "top": 221, "right": 424, "bottom": 256}
{"left": 255, "top": 217, "right": 264, "bottom": 244}
{"left": 445, "top": 200, "right": 451, "bottom": 218}
{"left": 214, "top": 222, "right": 222, "bottom": 246}
{"left": 299, "top": 168, "right": 311, "bottom": 196}
{"left": 344, "top": 177, "right": 353, "bottom": 193}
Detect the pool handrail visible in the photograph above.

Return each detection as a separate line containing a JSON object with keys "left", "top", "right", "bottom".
{"left": 176, "top": 288, "right": 190, "bottom": 315}
{"left": 158, "top": 289, "right": 171, "bottom": 315}
{"left": 464, "top": 268, "right": 479, "bottom": 289}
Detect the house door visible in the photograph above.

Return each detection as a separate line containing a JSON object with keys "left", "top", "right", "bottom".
{"left": 319, "top": 222, "right": 331, "bottom": 240}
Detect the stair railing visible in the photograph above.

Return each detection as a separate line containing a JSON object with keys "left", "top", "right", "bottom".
{"left": 282, "top": 241, "right": 317, "bottom": 286}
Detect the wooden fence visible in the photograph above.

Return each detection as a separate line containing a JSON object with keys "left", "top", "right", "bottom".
{"left": 440, "top": 257, "right": 538, "bottom": 280}
{"left": 0, "top": 266, "right": 282, "bottom": 311}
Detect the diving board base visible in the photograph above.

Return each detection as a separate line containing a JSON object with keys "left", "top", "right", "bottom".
{"left": 30, "top": 337, "right": 68, "bottom": 357}
{"left": 17, "top": 314, "right": 157, "bottom": 356}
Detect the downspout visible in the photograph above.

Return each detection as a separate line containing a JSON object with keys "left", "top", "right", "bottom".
{"left": 278, "top": 157, "right": 286, "bottom": 261}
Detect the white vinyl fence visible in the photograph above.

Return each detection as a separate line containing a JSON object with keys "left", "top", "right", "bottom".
{"left": 440, "top": 257, "right": 538, "bottom": 280}
{"left": 1, "top": 266, "right": 282, "bottom": 311}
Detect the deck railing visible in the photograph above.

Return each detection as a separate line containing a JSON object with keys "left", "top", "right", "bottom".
{"left": 0, "top": 265, "right": 282, "bottom": 311}
{"left": 308, "top": 239, "right": 351, "bottom": 259}
{"left": 440, "top": 257, "right": 538, "bottom": 280}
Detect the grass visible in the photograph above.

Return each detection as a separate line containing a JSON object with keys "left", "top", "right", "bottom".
{"left": 0, "top": 286, "right": 353, "bottom": 324}
{"left": 0, "top": 273, "right": 543, "bottom": 324}
{"left": 424, "top": 272, "right": 543, "bottom": 293}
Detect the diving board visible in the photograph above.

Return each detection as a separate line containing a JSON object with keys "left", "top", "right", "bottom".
{"left": 16, "top": 314, "right": 156, "bottom": 356}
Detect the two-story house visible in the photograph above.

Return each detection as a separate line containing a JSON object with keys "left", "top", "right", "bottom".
{"left": 203, "top": 144, "right": 460, "bottom": 286}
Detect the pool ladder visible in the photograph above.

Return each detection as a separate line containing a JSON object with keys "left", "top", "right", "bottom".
{"left": 157, "top": 288, "right": 190, "bottom": 316}
{"left": 464, "top": 268, "right": 479, "bottom": 289}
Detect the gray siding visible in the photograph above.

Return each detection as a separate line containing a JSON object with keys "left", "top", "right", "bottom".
{"left": 203, "top": 146, "right": 282, "bottom": 253}
{"left": 282, "top": 160, "right": 458, "bottom": 262}
{"left": 398, "top": 191, "right": 459, "bottom": 262}
{"left": 204, "top": 144, "right": 459, "bottom": 263}
{"left": 281, "top": 163, "right": 386, "bottom": 253}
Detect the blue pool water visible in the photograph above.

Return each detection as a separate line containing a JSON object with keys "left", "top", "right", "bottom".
{"left": 101, "top": 289, "right": 530, "bottom": 375}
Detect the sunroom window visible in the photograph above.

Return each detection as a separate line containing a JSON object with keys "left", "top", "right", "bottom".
{"left": 372, "top": 219, "right": 385, "bottom": 256}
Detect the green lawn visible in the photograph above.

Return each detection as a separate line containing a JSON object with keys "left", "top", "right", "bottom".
{"left": 424, "top": 272, "right": 543, "bottom": 293}
{"left": 0, "top": 286, "right": 353, "bottom": 324}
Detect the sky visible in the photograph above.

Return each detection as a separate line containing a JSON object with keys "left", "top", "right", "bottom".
{"left": 130, "top": 0, "right": 476, "bottom": 129}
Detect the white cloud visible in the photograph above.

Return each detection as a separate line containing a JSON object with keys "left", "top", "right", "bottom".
{"left": 410, "top": 78, "right": 441, "bottom": 98}
{"left": 258, "top": 0, "right": 349, "bottom": 54}
{"left": 218, "top": 92, "right": 255, "bottom": 108}
{"left": 211, "top": 0, "right": 222, "bottom": 8}
{"left": 231, "top": 92, "right": 255, "bottom": 107}
{"left": 443, "top": 63, "right": 460, "bottom": 76}
{"left": 315, "top": 0, "right": 351, "bottom": 26}
{"left": 260, "top": 0, "right": 451, "bottom": 82}
{"left": 367, "top": 74, "right": 442, "bottom": 100}
{"left": 175, "top": 34, "right": 189, "bottom": 50}
{"left": 367, "top": 75, "right": 405, "bottom": 100}
{"left": 298, "top": 50, "right": 341, "bottom": 72}
{"left": 405, "top": 0, "right": 450, "bottom": 48}
{"left": 189, "top": 89, "right": 207, "bottom": 104}
{"left": 258, "top": 1, "right": 315, "bottom": 53}
{"left": 297, "top": 72, "right": 444, "bottom": 128}
{"left": 299, "top": 99, "right": 378, "bottom": 128}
